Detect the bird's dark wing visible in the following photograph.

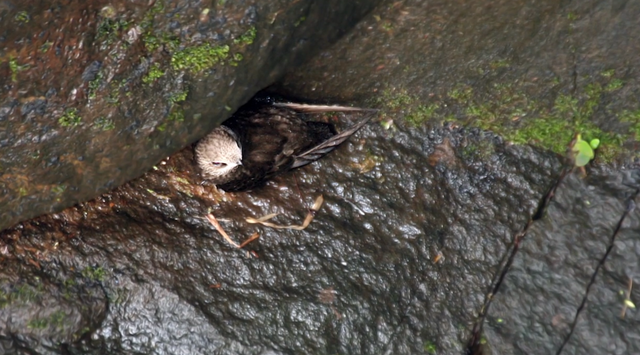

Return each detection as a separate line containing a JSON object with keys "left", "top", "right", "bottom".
{"left": 215, "top": 103, "right": 377, "bottom": 191}
{"left": 218, "top": 106, "right": 312, "bottom": 190}
{"left": 290, "top": 109, "right": 377, "bottom": 169}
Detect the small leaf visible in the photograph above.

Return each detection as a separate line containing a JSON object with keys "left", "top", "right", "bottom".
{"left": 381, "top": 119, "right": 394, "bottom": 130}
{"left": 589, "top": 138, "right": 600, "bottom": 149}
{"left": 571, "top": 137, "right": 594, "bottom": 167}
{"left": 625, "top": 299, "right": 636, "bottom": 309}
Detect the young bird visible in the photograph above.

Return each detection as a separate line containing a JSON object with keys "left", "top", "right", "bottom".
{"left": 195, "top": 101, "right": 377, "bottom": 191}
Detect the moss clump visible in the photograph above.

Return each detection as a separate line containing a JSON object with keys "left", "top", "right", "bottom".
{"left": 51, "top": 185, "right": 66, "bottom": 194}
{"left": 171, "top": 44, "right": 230, "bottom": 73}
{"left": 448, "top": 86, "right": 473, "bottom": 102}
{"left": 605, "top": 79, "right": 624, "bottom": 92}
{"left": 439, "top": 81, "right": 628, "bottom": 161}
{"left": 39, "top": 41, "right": 53, "bottom": 53}
{"left": 8, "top": 57, "right": 19, "bottom": 82}
{"left": 49, "top": 310, "right": 67, "bottom": 329}
{"left": 8, "top": 57, "right": 29, "bottom": 82}
{"left": 106, "top": 78, "right": 129, "bottom": 105}
{"left": 96, "top": 18, "right": 129, "bottom": 45}
{"left": 94, "top": 116, "right": 115, "bottom": 131}
{"left": 58, "top": 108, "right": 82, "bottom": 127}
{"left": 0, "top": 282, "right": 44, "bottom": 308}
{"left": 144, "top": 32, "right": 180, "bottom": 52}
{"left": 377, "top": 75, "right": 636, "bottom": 162}
{"left": 233, "top": 26, "right": 257, "bottom": 45}
{"left": 424, "top": 341, "right": 437, "bottom": 354}
{"left": 620, "top": 110, "right": 640, "bottom": 140}
{"left": 460, "top": 139, "right": 496, "bottom": 161}
{"left": 27, "top": 310, "right": 67, "bottom": 330}
{"left": 28, "top": 318, "right": 48, "bottom": 329}
{"left": 503, "top": 83, "right": 625, "bottom": 161}
{"left": 490, "top": 59, "right": 510, "bottom": 69}
{"left": 14, "top": 11, "right": 29, "bottom": 23}
{"left": 141, "top": 1, "right": 165, "bottom": 30}
{"left": 140, "top": 2, "right": 178, "bottom": 53}
{"left": 166, "top": 90, "right": 188, "bottom": 122}
{"left": 143, "top": 62, "right": 165, "bottom": 83}
{"left": 379, "top": 88, "right": 415, "bottom": 110}
{"left": 168, "top": 90, "right": 188, "bottom": 104}
{"left": 294, "top": 17, "right": 306, "bottom": 27}
{"left": 0, "top": 289, "right": 9, "bottom": 308}
{"left": 600, "top": 69, "right": 615, "bottom": 78}
{"left": 230, "top": 53, "right": 244, "bottom": 66}
{"left": 168, "top": 108, "right": 185, "bottom": 122}
{"left": 81, "top": 266, "right": 105, "bottom": 282}
{"left": 406, "top": 104, "right": 440, "bottom": 126}
{"left": 375, "top": 89, "right": 442, "bottom": 126}
{"left": 88, "top": 70, "right": 104, "bottom": 99}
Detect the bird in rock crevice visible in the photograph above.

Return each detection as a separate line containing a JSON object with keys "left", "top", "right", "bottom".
{"left": 195, "top": 101, "right": 377, "bottom": 191}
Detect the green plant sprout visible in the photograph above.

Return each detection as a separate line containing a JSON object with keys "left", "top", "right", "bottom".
{"left": 571, "top": 134, "right": 599, "bottom": 167}
{"left": 621, "top": 278, "right": 635, "bottom": 319}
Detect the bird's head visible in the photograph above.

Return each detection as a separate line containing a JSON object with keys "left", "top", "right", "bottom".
{"left": 195, "top": 126, "right": 243, "bottom": 181}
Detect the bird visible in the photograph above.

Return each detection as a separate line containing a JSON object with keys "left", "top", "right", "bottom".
{"left": 195, "top": 100, "right": 377, "bottom": 191}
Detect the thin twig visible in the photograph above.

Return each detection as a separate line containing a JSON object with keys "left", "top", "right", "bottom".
{"left": 246, "top": 195, "right": 324, "bottom": 230}
{"left": 239, "top": 232, "right": 260, "bottom": 248}
{"left": 206, "top": 213, "right": 240, "bottom": 248}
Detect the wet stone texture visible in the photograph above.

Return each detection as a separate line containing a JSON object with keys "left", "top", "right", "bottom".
{"left": 274, "top": 0, "right": 640, "bottom": 353}
{"left": 0, "top": 0, "right": 381, "bottom": 231}
{"left": 2, "top": 0, "right": 640, "bottom": 354}
{"left": 0, "top": 122, "right": 559, "bottom": 354}
{"left": 485, "top": 172, "right": 640, "bottom": 354}
{"left": 276, "top": 0, "right": 640, "bottom": 162}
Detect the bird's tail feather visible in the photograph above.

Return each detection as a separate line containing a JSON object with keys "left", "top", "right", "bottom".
{"left": 290, "top": 110, "right": 378, "bottom": 169}
{"left": 273, "top": 102, "right": 378, "bottom": 114}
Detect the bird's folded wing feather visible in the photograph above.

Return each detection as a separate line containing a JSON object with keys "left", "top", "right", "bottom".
{"left": 273, "top": 102, "right": 378, "bottom": 114}
{"left": 290, "top": 110, "right": 378, "bottom": 169}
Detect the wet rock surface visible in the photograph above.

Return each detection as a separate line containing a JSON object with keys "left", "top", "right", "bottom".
{"left": 276, "top": 0, "right": 640, "bottom": 162}
{"left": 2, "top": 0, "right": 640, "bottom": 354}
{"left": 0, "top": 121, "right": 559, "bottom": 354}
{"left": 0, "top": 0, "right": 381, "bottom": 231}
{"left": 485, "top": 172, "right": 640, "bottom": 354}
{"left": 274, "top": 0, "right": 640, "bottom": 352}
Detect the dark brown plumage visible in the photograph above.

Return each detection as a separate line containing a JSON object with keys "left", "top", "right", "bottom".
{"left": 195, "top": 101, "right": 377, "bottom": 191}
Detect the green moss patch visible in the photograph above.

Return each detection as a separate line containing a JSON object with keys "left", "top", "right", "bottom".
{"left": 58, "top": 108, "right": 82, "bottom": 127}
{"left": 233, "top": 26, "right": 257, "bottom": 45}
{"left": 170, "top": 44, "right": 230, "bottom": 73}
{"left": 377, "top": 73, "right": 638, "bottom": 163}
{"left": 0, "top": 282, "right": 44, "bottom": 308}
{"left": 620, "top": 109, "right": 640, "bottom": 140}
{"left": 142, "top": 62, "right": 165, "bottom": 83}
{"left": 96, "top": 17, "right": 130, "bottom": 45}
{"left": 27, "top": 310, "right": 67, "bottom": 330}
{"left": 8, "top": 56, "right": 29, "bottom": 82}
{"left": 81, "top": 266, "right": 106, "bottom": 282}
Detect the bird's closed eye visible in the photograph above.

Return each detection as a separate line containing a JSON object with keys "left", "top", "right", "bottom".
{"left": 211, "top": 162, "right": 227, "bottom": 167}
